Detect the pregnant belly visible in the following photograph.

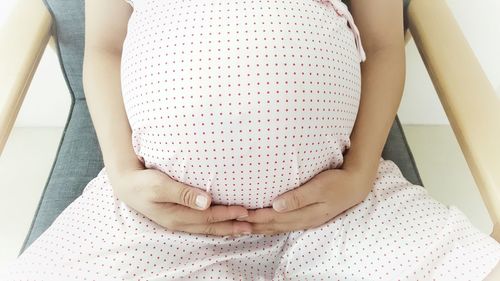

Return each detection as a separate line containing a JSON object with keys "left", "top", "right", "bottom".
{"left": 129, "top": 93, "right": 358, "bottom": 209}
{"left": 120, "top": 0, "right": 363, "bottom": 209}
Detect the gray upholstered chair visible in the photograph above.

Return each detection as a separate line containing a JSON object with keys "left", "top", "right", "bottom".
{"left": 0, "top": 0, "right": 498, "bottom": 257}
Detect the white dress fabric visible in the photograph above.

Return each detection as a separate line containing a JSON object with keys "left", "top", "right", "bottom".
{"left": 2, "top": 0, "right": 500, "bottom": 280}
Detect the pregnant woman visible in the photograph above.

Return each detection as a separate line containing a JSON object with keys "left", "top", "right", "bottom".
{"left": 2, "top": 0, "right": 500, "bottom": 280}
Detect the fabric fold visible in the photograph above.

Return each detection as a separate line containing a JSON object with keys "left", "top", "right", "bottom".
{"left": 321, "top": 0, "right": 367, "bottom": 62}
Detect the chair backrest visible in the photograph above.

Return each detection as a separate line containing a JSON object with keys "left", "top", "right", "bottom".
{"left": 43, "top": 0, "right": 85, "bottom": 101}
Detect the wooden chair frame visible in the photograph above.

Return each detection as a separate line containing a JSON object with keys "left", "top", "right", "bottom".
{"left": 1, "top": 0, "right": 499, "bottom": 241}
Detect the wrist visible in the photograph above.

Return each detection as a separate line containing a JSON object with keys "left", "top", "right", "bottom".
{"left": 341, "top": 148, "right": 380, "bottom": 183}
{"left": 106, "top": 156, "right": 145, "bottom": 183}
{"left": 342, "top": 146, "right": 377, "bottom": 167}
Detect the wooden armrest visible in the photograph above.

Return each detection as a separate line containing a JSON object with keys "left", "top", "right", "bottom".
{"left": 408, "top": 0, "right": 500, "bottom": 241}
{"left": 0, "top": 0, "right": 53, "bottom": 155}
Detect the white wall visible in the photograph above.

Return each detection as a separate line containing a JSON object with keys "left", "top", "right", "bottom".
{"left": 398, "top": 0, "right": 500, "bottom": 124}
{"left": 1, "top": 0, "right": 70, "bottom": 128}
{"left": 13, "top": 38, "right": 72, "bottom": 127}
{"left": 2, "top": 0, "right": 499, "bottom": 127}
{"left": 449, "top": 0, "right": 500, "bottom": 95}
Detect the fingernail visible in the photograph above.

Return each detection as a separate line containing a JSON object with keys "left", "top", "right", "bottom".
{"left": 236, "top": 214, "right": 248, "bottom": 219}
{"left": 272, "top": 199, "right": 286, "bottom": 212}
{"left": 195, "top": 195, "right": 208, "bottom": 209}
{"left": 241, "top": 231, "right": 251, "bottom": 235}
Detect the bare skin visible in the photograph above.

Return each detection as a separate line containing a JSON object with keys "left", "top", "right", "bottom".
{"left": 239, "top": 0, "right": 408, "bottom": 234}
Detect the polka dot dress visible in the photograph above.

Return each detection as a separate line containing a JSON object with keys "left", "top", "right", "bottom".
{"left": 2, "top": 0, "right": 500, "bottom": 280}
{"left": 121, "top": 0, "right": 366, "bottom": 210}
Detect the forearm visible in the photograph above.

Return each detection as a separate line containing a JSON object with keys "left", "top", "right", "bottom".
{"left": 342, "top": 45, "right": 406, "bottom": 183}
{"left": 82, "top": 49, "right": 144, "bottom": 182}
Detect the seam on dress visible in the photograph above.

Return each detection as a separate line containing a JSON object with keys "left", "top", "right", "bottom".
{"left": 320, "top": 0, "right": 367, "bottom": 62}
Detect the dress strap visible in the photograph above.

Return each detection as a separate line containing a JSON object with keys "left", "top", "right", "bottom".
{"left": 321, "top": 0, "right": 367, "bottom": 62}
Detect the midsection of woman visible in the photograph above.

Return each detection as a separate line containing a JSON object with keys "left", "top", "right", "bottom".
{"left": 120, "top": 0, "right": 365, "bottom": 209}
{"left": 4, "top": 1, "right": 500, "bottom": 280}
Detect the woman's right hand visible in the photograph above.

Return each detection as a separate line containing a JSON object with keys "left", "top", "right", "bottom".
{"left": 108, "top": 165, "right": 252, "bottom": 237}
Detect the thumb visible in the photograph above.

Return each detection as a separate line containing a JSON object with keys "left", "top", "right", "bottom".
{"left": 272, "top": 182, "right": 317, "bottom": 212}
{"left": 172, "top": 181, "right": 211, "bottom": 210}
{"left": 155, "top": 174, "right": 212, "bottom": 210}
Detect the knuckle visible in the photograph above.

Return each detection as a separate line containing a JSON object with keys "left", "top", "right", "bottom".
{"left": 204, "top": 209, "right": 216, "bottom": 224}
{"left": 267, "top": 216, "right": 277, "bottom": 224}
{"left": 179, "top": 187, "right": 195, "bottom": 206}
{"left": 203, "top": 224, "right": 217, "bottom": 236}
{"left": 289, "top": 193, "right": 302, "bottom": 209}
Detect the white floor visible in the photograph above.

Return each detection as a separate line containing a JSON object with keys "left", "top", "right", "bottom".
{"left": 0, "top": 125, "right": 494, "bottom": 270}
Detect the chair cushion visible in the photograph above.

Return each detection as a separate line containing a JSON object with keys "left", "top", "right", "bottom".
{"left": 19, "top": 0, "right": 422, "bottom": 254}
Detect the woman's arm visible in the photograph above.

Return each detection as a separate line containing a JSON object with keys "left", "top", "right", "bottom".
{"left": 227, "top": 1, "right": 408, "bottom": 234}
{"left": 342, "top": 0, "right": 406, "bottom": 184}
{"left": 83, "top": 0, "right": 144, "bottom": 182}
{"left": 82, "top": 0, "right": 252, "bottom": 236}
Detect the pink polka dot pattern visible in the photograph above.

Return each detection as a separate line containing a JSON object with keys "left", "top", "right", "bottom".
{"left": 120, "top": 0, "right": 365, "bottom": 210}
{"left": 2, "top": 0, "right": 500, "bottom": 280}
{"left": 3, "top": 160, "right": 500, "bottom": 280}
{"left": 273, "top": 160, "right": 500, "bottom": 280}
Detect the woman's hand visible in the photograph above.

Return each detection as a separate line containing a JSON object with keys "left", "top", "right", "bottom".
{"left": 109, "top": 165, "right": 252, "bottom": 237}
{"left": 237, "top": 162, "right": 375, "bottom": 235}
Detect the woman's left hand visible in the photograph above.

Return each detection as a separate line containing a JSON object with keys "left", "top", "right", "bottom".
{"left": 237, "top": 163, "right": 376, "bottom": 235}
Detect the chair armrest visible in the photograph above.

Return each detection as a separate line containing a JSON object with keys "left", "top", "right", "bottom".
{"left": 0, "top": 0, "right": 53, "bottom": 155}
{"left": 408, "top": 0, "right": 500, "bottom": 241}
